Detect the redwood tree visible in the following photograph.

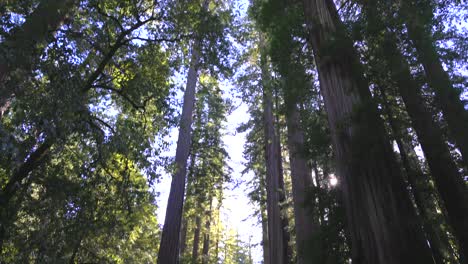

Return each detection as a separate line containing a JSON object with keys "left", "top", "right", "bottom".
{"left": 300, "top": 0, "right": 434, "bottom": 263}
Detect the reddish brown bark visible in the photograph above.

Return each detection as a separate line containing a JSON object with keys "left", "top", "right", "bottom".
{"left": 285, "top": 102, "right": 316, "bottom": 264}
{"left": 260, "top": 35, "right": 288, "bottom": 264}
{"left": 301, "top": 0, "right": 434, "bottom": 263}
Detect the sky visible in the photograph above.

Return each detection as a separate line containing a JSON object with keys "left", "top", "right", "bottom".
{"left": 153, "top": 83, "right": 263, "bottom": 263}
{"left": 154, "top": 1, "right": 264, "bottom": 262}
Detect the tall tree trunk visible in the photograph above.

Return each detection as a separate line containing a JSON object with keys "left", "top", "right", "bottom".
{"left": 400, "top": 0, "right": 468, "bottom": 169}
{"left": 301, "top": 0, "right": 434, "bottom": 263}
{"left": 379, "top": 85, "right": 454, "bottom": 264}
{"left": 285, "top": 102, "right": 316, "bottom": 264}
{"left": 201, "top": 199, "right": 213, "bottom": 264}
{"left": 179, "top": 218, "right": 188, "bottom": 260}
{"left": 192, "top": 215, "right": 202, "bottom": 264}
{"left": 380, "top": 30, "right": 468, "bottom": 262}
{"left": 180, "top": 151, "right": 197, "bottom": 260}
{"left": 260, "top": 36, "right": 287, "bottom": 264}
{"left": 260, "top": 174, "right": 270, "bottom": 264}
{"left": 157, "top": 41, "right": 201, "bottom": 264}
{"left": 274, "top": 88, "right": 293, "bottom": 263}
{"left": 0, "top": 0, "right": 75, "bottom": 119}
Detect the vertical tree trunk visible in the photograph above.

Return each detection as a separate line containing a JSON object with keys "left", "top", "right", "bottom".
{"left": 260, "top": 174, "right": 271, "bottom": 264}
{"left": 180, "top": 151, "right": 197, "bottom": 260}
{"left": 274, "top": 89, "right": 293, "bottom": 263}
{"left": 0, "top": 0, "right": 75, "bottom": 119}
{"left": 260, "top": 35, "right": 287, "bottom": 264}
{"left": 380, "top": 31, "right": 468, "bottom": 262}
{"left": 400, "top": 0, "right": 468, "bottom": 170}
{"left": 215, "top": 208, "right": 221, "bottom": 263}
{"left": 192, "top": 215, "right": 202, "bottom": 264}
{"left": 285, "top": 102, "right": 316, "bottom": 264}
{"left": 157, "top": 41, "right": 201, "bottom": 264}
{"left": 179, "top": 218, "right": 188, "bottom": 259}
{"left": 301, "top": 0, "right": 434, "bottom": 263}
{"left": 201, "top": 199, "right": 213, "bottom": 264}
{"left": 379, "top": 85, "right": 452, "bottom": 264}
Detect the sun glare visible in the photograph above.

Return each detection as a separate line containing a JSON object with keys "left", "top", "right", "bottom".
{"left": 330, "top": 176, "right": 338, "bottom": 186}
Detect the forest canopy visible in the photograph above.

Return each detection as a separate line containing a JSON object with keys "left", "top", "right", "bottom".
{"left": 0, "top": 0, "right": 467, "bottom": 263}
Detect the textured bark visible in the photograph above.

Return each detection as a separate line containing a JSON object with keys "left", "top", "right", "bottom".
{"left": 401, "top": 1, "right": 468, "bottom": 169}
{"left": 380, "top": 32, "right": 468, "bottom": 263}
{"left": 157, "top": 42, "right": 201, "bottom": 264}
{"left": 285, "top": 102, "right": 316, "bottom": 264}
{"left": 192, "top": 216, "right": 201, "bottom": 264}
{"left": 0, "top": 0, "right": 75, "bottom": 119}
{"left": 301, "top": 0, "right": 434, "bottom": 263}
{"left": 260, "top": 36, "right": 287, "bottom": 264}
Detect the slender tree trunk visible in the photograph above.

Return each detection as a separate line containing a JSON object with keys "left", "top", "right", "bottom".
{"left": 274, "top": 89, "right": 293, "bottom": 263}
{"left": 0, "top": 0, "right": 75, "bottom": 119}
{"left": 301, "top": 0, "right": 434, "bottom": 263}
{"left": 380, "top": 31, "right": 468, "bottom": 262}
{"left": 0, "top": 138, "right": 53, "bottom": 249}
{"left": 312, "top": 164, "right": 326, "bottom": 225}
{"left": 157, "top": 41, "right": 201, "bottom": 263}
{"left": 215, "top": 209, "right": 220, "bottom": 263}
{"left": 180, "top": 151, "right": 197, "bottom": 260}
{"left": 179, "top": 218, "right": 188, "bottom": 259}
{"left": 379, "top": 86, "right": 453, "bottom": 264}
{"left": 285, "top": 102, "right": 316, "bottom": 264}
{"left": 259, "top": 174, "right": 270, "bottom": 264}
{"left": 400, "top": 0, "right": 468, "bottom": 169}
{"left": 260, "top": 36, "right": 287, "bottom": 264}
{"left": 192, "top": 215, "right": 201, "bottom": 264}
{"left": 201, "top": 199, "right": 213, "bottom": 264}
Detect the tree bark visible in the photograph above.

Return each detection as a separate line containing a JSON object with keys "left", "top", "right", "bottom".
{"left": 157, "top": 41, "right": 201, "bottom": 264}
{"left": 0, "top": 0, "right": 75, "bottom": 119}
{"left": 301, "top": 0, "right": 434, "bottom": 263}
{"left": 379, "top": 31, "right": 468, "bottom": 263}
{"left": 285, "top": 102, "right": 316, "bottom": 264}
{"left": 260, "top": 35, "right": 287, "bottom": 264}
{"left": 274, "top": 89, "right": 293, "bottom": 263}
{"left": 400, "top": 0, "right": 468, "bottom": 169}
{"left": 192, "top": 215, "right": 201, "bottom": 264}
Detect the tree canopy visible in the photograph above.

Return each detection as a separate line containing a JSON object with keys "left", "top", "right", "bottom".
{"left": 0, "top": 0, "right": 467, "bottom": 263}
